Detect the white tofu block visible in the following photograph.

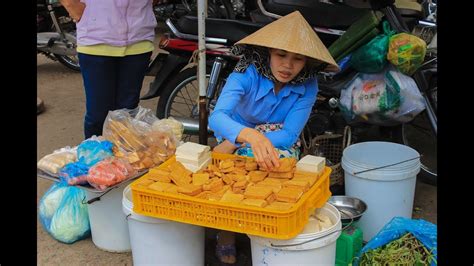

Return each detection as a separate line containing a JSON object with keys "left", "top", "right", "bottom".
{"left": 176, "top": 142, "right": 211, "bottom": 157}
{"left": 176, "top": 152, "right": 211, "bottom": 167}
{"left": 296, "top": 155, "right": 325, "bottom": 174}
{"left": 181, "top": 157, "right": 212, "bottom": 173}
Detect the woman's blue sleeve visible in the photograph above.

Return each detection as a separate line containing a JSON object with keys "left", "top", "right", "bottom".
{"left": 208, "top": 69, "right": 253, "bottom": 145}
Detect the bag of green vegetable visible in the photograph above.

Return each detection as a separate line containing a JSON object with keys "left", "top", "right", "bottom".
{"left": 354, "top": 217, "right": 437, "bottom": 266}
{"left": 38, "top": 182, "right": 91, "bottom": 244}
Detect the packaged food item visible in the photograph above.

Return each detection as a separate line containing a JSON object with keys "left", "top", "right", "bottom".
{"left": 152, "top": 117, "right": 184, "bottom": 141}
{"left": 87, "top": 157, "right": 137, "bottom": 190}
{"left": 103, "top": 107, "right": 178, "bottom": 170}
{"left": 37, "top": 146, "right": 77, "bottom": 175}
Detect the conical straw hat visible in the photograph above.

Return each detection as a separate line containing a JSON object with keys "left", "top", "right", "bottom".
{"left": 236, "top": 11, "right": 339, "bottom": 72}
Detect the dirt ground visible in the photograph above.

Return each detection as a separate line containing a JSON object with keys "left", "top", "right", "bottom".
{"left": 37, "top": 35, "right": 437, "bottom": 265}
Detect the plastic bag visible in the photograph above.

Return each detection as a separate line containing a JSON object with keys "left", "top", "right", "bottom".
{"left": 39, "top": 182, "right": 69, "bottom": 229}
{"left": 37, "top": 146, "right": 77, "bottom": 175}
{"left": 39, "top": 182, "right": 90, "bottom": 244}
{"left": 350, "top": 21, "right": 395, "bottom": 73}
{"left": 339, "top": 66, "right": 425, "bottom": 125}
{"left": 387, "top": 32, "right": 427, "bottom": 75}
{"left": 87, "top": 157, "right": 137, "bottom": 191}
{"left": 355, "top": 217, "right": 437, "bottom": 266}
{"left": 58, "top": 162, "right": 90, "bottom": 185}
{"left": 77, "top": 137, "right": 114, "bottom": 167}
{"left": 103, "top": 106, "right": 178, "bottom": 170}
{"left": 152, "top": 117, "right": 184, "bottom": 141}
{"left": 49, "top": 186, "right": 90, "bottom": 244}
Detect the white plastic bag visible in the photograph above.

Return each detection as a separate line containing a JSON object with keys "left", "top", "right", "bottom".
{"left": 339, "top": 66, "right": 425, "bottom": 125}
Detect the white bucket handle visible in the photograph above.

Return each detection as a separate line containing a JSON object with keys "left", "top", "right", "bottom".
{"left": 352, "top": 156, "right": 421, "bottom": 175}
{"left": 84, "top": 186, "right": 118, "bottom": 204}
{"left": 270, "top": 218, "right": 354, "bottom": 248}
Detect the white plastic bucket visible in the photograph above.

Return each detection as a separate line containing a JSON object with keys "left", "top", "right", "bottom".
{"left": 248, "top": 203, "right": 341, "bottom": 265}
{"left": 341, "top": 141, "right": 420, "bottom": 241}
{"left": 122, "top": 185, "right": 205, "bottom": 266}
{"left": 85, "top": 180, "right": 133, "bottom": 252}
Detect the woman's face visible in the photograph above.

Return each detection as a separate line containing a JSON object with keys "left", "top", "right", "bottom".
{"left": 269, "top": 49, "right": 307, "bottom": 83}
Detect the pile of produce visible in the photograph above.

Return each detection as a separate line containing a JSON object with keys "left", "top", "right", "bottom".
{"left": 359, "top": 232, "right": 437, "bottom": 265}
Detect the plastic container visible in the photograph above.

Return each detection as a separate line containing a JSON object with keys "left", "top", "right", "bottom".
{"left": 131, "top": 153, "right": 332, "bottom": 240}
{"left": 341, "top": 141, "right": 420, "bottom": 241}
{"left": 122, "top": 185, "right": 205, "bottom": 266}
{"left": 248, "top": 202, "right": 341, "bottom": 265}
{"left": 85, "top": 180, "right": 133, "bottom": 252}
{"left": 336, "top": 226, "right": 363, "bottom": 266}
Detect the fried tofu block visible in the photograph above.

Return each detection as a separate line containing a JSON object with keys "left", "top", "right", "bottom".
{"left": 254, "top": 182, "right": 282, "bottom": 194}
{"left": 291, "top": 177, "right": 314, "bottom": 187}
{"left": 222, "top": 174, "right": 235, "bottom": 185}
{"left": 242, "top": 199, "right": 268, "bottom": 208}
{"left": 177, "top": 184, "right": 203, "bottom": 196}
{"left": 164, "top": 183, "right": 179, "bottom": 193}
{"left": 192, "top": 173, "right": 210, "bottom": 186}
{"left": 266, "top": 193, "right": 276, "bottom": 204}
{"left": 196, "top": 191, "right": 212, "bottom": 199}
{"left": 283, "top": 180, "right": 310, "bottom": 192}
{"left": 272, "top": 158, "right": 296, "bottom": 173}
{"left": 232, "top": 187, "right": 245, "bottom": 194}
{"left": 248, "top": 170, "right": 268, "bottom": 182}
{"left": 220, "top": 191, "right": 244, "bottom": 204}
{"left": 233, "top": 158, "right": 246, "bottom": 168}
{"left": 230, "top": 174, "right": 247, "bottom": 182}
{"left": 170, "top": 171, "right": 191, "bottom": 187}
{"left": 232, "top": 167, "right": 248, "bottom": 176}
{"left": 268, "top": 171, "right": 294, "bottom": 179}
{"left": 221, "top": 166, "right": 235, "bottom": 173}
{"left": 233, "top": 179, "right": 249, "bottom": 189}
{"left": 275, "top": 187, "right": 304, "bottom": 203}
{"left": 203, "top": 178, "right": 224, "bottom": 192}
{"left": 245, "top": 161, "right": 258, "bottom": 171}
{"left": 219, "top": 159, "right": 234, "bottom": 170}
{"left": 244, "top": 186, "right": 273, "bottom": 200}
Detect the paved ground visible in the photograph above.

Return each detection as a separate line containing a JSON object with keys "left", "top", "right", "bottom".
{"left": 37, "top": 33, "right": 437, "bottom": 265}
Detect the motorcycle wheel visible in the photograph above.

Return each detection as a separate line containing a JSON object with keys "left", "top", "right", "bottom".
{"left": 54, "top": 54, "right": 80, "bottom": 72}
{"left": 156, "top": 66, "right": 218, "bottom": 145}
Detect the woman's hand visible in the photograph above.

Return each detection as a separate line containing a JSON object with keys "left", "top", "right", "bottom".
{"left": 238, "top": 128, "right": 280, "bottom": 171}
{"left": 60, "top": 0, "right": 86, "bottom": 22}
{"left": 213, "top": 140, "right": 237, "bottom": 154}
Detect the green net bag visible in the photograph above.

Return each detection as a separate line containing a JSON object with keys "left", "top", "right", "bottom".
{"left": 350, "top": 21, "right": 395, "bottom": 73}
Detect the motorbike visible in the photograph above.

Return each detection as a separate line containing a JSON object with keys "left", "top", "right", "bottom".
{"left": 141, "top": 0, "right": 437, "bottom": 185}
{"left": 153, "top": 0, "right": 236, "bottom": 20}
{"left": 37, "top": 0, "right": 80, "bottom": 71}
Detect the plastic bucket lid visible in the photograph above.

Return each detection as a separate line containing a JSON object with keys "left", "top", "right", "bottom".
{"left": 122, "top": 185, "right": 169, "bottom": 224}
{"left": 248, "top": 203, "right": 342, "bottom": 251}
{"left": 342, "top": 141, "right": 420, "bottom": 181}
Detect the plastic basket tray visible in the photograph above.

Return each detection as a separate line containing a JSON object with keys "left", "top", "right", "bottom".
{"left": 131, "top": 153, "right": 332, "bottom": 239}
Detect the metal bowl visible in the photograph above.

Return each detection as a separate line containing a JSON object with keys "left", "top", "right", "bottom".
{"left": 328, "top": 196, "right": 367, "bottom": 224}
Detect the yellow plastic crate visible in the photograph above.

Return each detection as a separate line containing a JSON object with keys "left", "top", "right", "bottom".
{"left": 131, "top": 153, "right": 332, "bottom": 239}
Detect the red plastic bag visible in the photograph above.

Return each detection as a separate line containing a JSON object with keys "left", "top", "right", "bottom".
{"left": 86, "top": 158, "right": 137, "bottom": 190}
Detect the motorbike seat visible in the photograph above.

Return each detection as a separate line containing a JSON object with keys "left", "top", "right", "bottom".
{"left": 176, "top": 16, "right": 266, "bottom": 45}
{"left": 264, "top": 0, "right": 370, "bottom": 29}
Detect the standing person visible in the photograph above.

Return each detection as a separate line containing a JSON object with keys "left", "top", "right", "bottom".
{"left": 208, "top": 11, "right": 338, "bottom": 264}
{"left": 60, "top": 0, "right": 157, "bottom": 139}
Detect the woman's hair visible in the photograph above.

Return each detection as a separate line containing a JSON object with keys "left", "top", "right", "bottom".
{"left": 230, "top": 45, "right": 320, "bottom": 85}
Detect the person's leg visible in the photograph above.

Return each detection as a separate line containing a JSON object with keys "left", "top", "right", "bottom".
{"left": 78, "top": 53, "right": 117, "bottom": 139}
{"left": 115, "top": 52, "right": 152, "bottom": 110}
